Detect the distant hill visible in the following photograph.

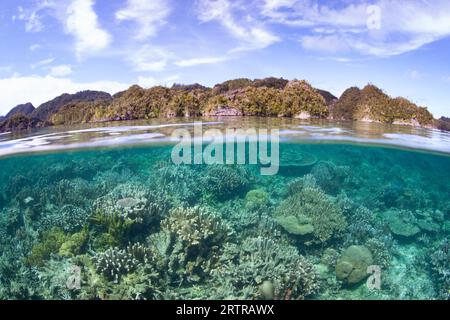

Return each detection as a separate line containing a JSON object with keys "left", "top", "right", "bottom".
{"left": 31, "top": 90, "right": 112, "bottom": 121}
{"left": 436, "top": 117, "right": 450, "bottom": 131}
{"left": 5, "top": 102, "right": 35, "bottom": 119}
{"left": 316, "top": 89, "right": 338, "bottom": 106}
{"left": 0, "top": 77, "right": 442, "bottom": 133}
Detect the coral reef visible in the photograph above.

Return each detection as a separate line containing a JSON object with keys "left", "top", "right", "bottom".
{"left": 0, "top": 141, "right": 449, "bottom": 300}
{"left": 429, "top": 240, "right": 450, "bottom": 299}
{"left": 93, "top": 243, "right": 152, "bottom": 283}
{"left": 203, "top": 165, "right": 251, "bottom": 200}
{"left": 152, "top": 206, "right": 231, "bottom": 284}
{"left": 211, "top": 237, "right": 320, "bottom": 300}
{"left": 275, "top": 185, "right": 347, "bottom": 245}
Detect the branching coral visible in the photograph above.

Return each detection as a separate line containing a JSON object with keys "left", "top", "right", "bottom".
{"left": 151, "top": 163, "right": 203, "bottom": 206}
{"left": 93, "top": 242, "right": 152, "bottom": 283}
{"left": 211, "top": 237, "right": 320, "bottom": 300}
{"left": 41, "top": 205, "right": 89, "bottom": 233}
{"left": 36, "top": 258, "right": 79, "bottom": 300}
{"left": 151, "top": 206, "right": 231, "bottom": 284}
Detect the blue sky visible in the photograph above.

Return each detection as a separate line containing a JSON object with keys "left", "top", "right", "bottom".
{"left": 1, "top": 0, "right": 450, "bottom": 117}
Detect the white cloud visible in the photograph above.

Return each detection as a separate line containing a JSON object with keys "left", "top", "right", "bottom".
{"left": 0, "top": 75, "right": 130, "bottom": 115}
{"left": 49, "top": 65, "right": 73, "bottom": 77}
{"left": 15, "top": 5, "right": 46, "bottom": 32}
{"left": 15, "top": 1, "right": 111, "bottom": 60}
{"left": 31, "top": 58, "right": 55, "bottom": 69}
{"left": 128, "top": 46, "right": 173, "bottom": 72}
{"left": 116, "top": 0, "right": 171, "bottom": 40}
{"left": 65, "top": 0, "right": 111, "bottom": 59}
{"left": 29, "top": 44, "right": 42, "bottom": 51}
{"left": 300, "top": 34, "right": 350, "bottom": 53}
{"left": 261, "top": 0, "right": 450, "bottom": 57}
{"left": 175, "top": 56, "right": 229, "bottom": 67}
{"left": 197, "top": 0, "right": 280, "bottom": 52}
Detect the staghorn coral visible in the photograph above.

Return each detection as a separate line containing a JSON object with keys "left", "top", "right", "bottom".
{"left": 106, "top": 266, "right": 163, "bottom": 300}
{"left": 0, "top": 233, "right": 38, "bottom": 299}
{"left": 275, "top": 186, "right": 347, "bottom": 245}
{"left": 211, "top": 237, "right": 320, "bottom": 300}
{"left": 218, "top": 199, "right": 280, "bottom": 239}
{"left": 286, "top": 174, "right": 319, "bottom": 197}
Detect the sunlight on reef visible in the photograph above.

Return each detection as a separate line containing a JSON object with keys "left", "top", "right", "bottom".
{"left": 0, "top": 119, "right": 449, "bottom": 300}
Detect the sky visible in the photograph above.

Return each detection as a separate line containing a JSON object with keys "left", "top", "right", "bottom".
{"left": 0, "top": 0, "right": 450, "bottom": 117}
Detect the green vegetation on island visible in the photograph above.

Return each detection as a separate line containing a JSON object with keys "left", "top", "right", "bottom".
{"left": 0, "top": 77, "right": 439, "bottom": 133}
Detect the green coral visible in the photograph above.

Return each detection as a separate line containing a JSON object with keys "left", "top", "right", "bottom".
{"left": 59, "top": 228, "right": 89, "bottom": 257}
{"left": 90, "top": 210, "right": 134, "bottom": 246}
{"left": 27, "top": 228, "right": 68, "bottom": 267}
{"left": 244, "top": 189, "right": 269, "bottom": 211}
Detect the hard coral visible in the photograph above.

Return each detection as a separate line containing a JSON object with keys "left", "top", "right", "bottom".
{"left": 275, "top": 186, "right": 347, "bottom": 245}
{"left": 212, "top": 237, "right": 320, "bottom": 300}
{"left": 153, "top": 206, "right": 231, "bottom": 283}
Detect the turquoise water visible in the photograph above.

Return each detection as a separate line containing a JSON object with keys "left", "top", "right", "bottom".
{"left": 0, "top": 120, "right": 449, "bottom": 300}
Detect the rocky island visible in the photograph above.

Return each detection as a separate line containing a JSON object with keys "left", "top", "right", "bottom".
{"left": 0, "top": 77, "right": 441, "bottom": 133}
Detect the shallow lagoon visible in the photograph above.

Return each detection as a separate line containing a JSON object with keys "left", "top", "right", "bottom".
{"left": 0, "top": 118, "right": 449, "bottom": 300}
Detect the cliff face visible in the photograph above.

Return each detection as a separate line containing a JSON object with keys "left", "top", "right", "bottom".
{"left": 5, "top": 102, "right": 35, "bottom": 119}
